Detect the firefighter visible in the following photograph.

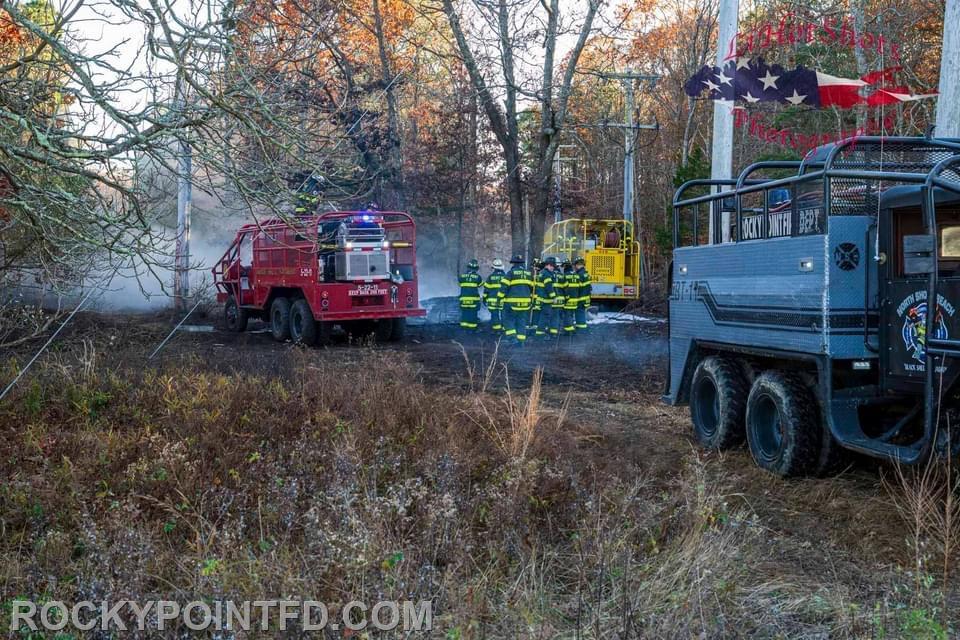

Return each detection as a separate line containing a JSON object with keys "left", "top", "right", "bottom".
{"left": 498, "top": 255, "right": 534, "bottom": 345}
{"left": 458, "top": 259, "right": 483, "bottom": 330}
{"left": 294, "top": 191, "right": 319, "bottom": 215}
{"left": 561, "top": 260, "right": 577, "bottom": 334}
{"left": 537, "top": 257, "right": 559, "bottom": 338}
{"left": 484, "top": 258, "right": 506, "bottom": 332}
{"left": 574, "top": 256, "right": 592, "bottom": 332}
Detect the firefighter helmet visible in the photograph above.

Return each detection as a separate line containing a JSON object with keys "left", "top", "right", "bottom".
{"left": 510, "top": 254, "right": 525, "bottom": 264}
{"left": 573, "top": 256, "right": 585, "bottom": 266}
{"left": 492, "top": 258, "right": 504, "bottom": 269}
{"left": 467, "top": 259, "right": 480, "bottom": 270}
{"left": 544, "top": 256, "right": 557, "bottom": 266}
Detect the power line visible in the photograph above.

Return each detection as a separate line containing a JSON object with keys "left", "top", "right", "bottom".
{"left": 585, "top": 71, "right": 660, "bottom": 225}
{"left": 0, "top": 268, "right": 120, "bottom": 403}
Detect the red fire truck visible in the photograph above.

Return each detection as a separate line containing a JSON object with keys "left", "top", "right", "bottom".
{"left": 212, "top": 211, "right": 426, "bottom": 345}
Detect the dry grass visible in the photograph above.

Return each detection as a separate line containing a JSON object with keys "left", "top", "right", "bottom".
{"left": 883, "top": 431, "right": 960, "bottom": 638}
{"left": 0, "top": 338, "right": 957, "bottom": 638}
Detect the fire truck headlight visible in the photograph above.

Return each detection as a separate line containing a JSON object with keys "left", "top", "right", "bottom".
{"left": 345, "top": 241, "right": 354, "bottom": 249}
{"left": 362, "top": 214, "right": 371, "bottom": 222}
{"left": 382, "top": 240, "right": 390, "bottom": 248}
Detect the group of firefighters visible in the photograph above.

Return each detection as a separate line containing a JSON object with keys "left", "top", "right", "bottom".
{"left": 458, "top": 255, "right": 592, "bottom": 344}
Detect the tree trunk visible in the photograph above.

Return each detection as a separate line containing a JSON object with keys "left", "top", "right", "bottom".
{"left": 506, "top": 147, "right": 525, "bottom": 257}
{"left": 443, "top": 0, "right": 525, "bottom": 256}
{"left": 444, "top": 0, "right": 596, "bottom": 258}
{"left": 528, "top": 0, "right": 598, "bottom": 259}
{"left": 529, "top": 179, "right": 551, "bottom": 258}
{"left": 371, "top": 0, "right": 405, "bottom": 209}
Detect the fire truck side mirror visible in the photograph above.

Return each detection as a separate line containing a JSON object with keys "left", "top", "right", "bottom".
{"left": 903, "top": 235, "right": 935, "bottom": 275}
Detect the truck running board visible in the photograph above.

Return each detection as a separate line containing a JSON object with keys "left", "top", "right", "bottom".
{"left": 827, "top": 399, "right": 927, "bottom": 464}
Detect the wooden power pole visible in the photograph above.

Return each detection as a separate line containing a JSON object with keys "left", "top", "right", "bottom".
{"left": 710, "top": 0, "right": 739, "bottom": 244}
{"left": 174, "top": 79, "right": 192, "bottom": 312}
{"left": 936, "top": 0, "right": 960, "bottom": 138}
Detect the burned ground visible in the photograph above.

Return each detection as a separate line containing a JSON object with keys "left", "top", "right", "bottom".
{"left": 0, "top": 313, "right": 957, "bottom": 638}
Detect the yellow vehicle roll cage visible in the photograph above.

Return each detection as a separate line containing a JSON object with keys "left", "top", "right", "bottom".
{"left": 542, "top": 218, "right": 641, "bottom": 300}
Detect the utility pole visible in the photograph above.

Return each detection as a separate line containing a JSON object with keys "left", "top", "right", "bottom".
{"left": 582, "top": 71, "right": 658, "bottom": 287}
{"left": 710, "top": 0, "right": 739, "bottom": 244}
{"left": 936, "top": 0, "right": 960, "bottom": 138}
{"left": 174, "top": 78, "right": 192, "bottom": 312}
{"left": 586, "top": 72, "right": 658, "bottom": 225}
{"left": 623, "top": 76, "right": 636, "bottom": 225}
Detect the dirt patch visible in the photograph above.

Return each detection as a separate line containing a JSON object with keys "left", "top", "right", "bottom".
{"left": 0, "top": 313, "right": 956, "bottom": 637}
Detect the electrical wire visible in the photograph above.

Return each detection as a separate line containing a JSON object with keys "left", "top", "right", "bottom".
{"left": 0, "top": 267, "right": 120, "bottom": 402}
{"left": 148, "top": 297, "right": 204, "bottom": 359}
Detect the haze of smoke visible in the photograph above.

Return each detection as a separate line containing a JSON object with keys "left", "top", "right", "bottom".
{"left": 87, "top": 184, "right": 250, "bottom": 312}
{"left": 38, "top": 182, "right": 500, "bottom": 313}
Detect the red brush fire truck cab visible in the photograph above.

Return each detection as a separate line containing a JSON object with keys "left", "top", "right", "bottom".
{"left": 212, "top": 211, "right": 425, "bottom": 344}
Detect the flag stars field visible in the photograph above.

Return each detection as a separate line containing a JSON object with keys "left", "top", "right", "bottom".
{"left": 685, "top": 56, "right": 937, "bottom": 109}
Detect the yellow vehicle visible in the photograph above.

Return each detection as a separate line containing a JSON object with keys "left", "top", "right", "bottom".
{"left": 542, "top": 218, "right": 641, "bottom": 304}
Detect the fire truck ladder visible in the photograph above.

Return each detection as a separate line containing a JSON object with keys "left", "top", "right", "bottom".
{"left": 212, "top": 235, "right": 243, "bottom": 301}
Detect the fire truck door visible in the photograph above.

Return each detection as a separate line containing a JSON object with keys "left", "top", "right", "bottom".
{"left": 881, "top": 205, "right": 960, "bottom": 392}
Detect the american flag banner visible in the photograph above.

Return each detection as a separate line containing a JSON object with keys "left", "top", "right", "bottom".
{"left": 684, "top": 57, "right": 936, "bottom": 109}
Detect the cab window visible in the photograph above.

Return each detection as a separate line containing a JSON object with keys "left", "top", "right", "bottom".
{"left": 941, "top": 226, "right": 960, "bottom": 258}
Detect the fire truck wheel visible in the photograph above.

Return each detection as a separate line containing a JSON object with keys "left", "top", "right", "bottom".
{"left": 390, "top": 317, "right": 406, "bottom": 341}
{"left": 290, "top": 299, "right": 317, "bottom": 346}
{"left": 745, "top": 372, "right": 821, "bottom": 477}
{"left": 224, "top": 296, "right": 248, "bottom": 332}
{"left": 689, "top": 356, "right": 747, "bottom": 450}
{"left": 270, "top": 297, "right": 292, "bottom": 341}
{"left": 786, "top": 376, "right": 847, "bottom": 476}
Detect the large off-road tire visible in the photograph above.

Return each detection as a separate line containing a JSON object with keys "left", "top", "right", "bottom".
{"left": 390, "top": 317, "right": 406, "bottom": 341}
{"left": 224, "top": 296, "right": 248, "bottom": 332}
{"left": 745, "top": 371, "right": 821, "bottom": 477}
{"left": 689, "top": 356, "right": 748, "bottom": 450}
{"left": 780, "top": 377, "right": 847, "bottom": 477}
{"left": 290, "top": 299, "right": 317, "bottom": 346}
{"left": 270, "top": 297, "right": 291, "bottom": 342}
{"left": 374, "top": 319, "right": 393, "bottom": 342}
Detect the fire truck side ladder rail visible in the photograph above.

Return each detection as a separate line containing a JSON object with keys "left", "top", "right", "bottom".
{"left": 212, "top": 235, "right": 242, "bottom": 296}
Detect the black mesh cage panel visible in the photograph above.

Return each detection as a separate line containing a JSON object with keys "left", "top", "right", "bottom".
{"left": 829, "top": 141, "right": 960, "bottom": 215}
